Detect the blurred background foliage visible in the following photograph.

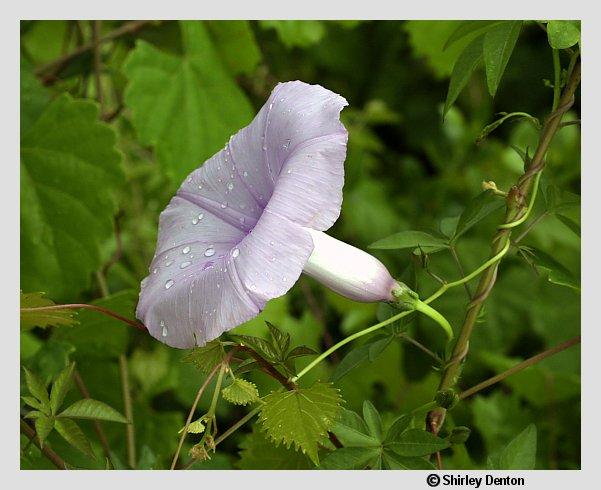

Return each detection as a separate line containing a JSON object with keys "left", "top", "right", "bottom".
{"left": 20, "top": 20, "right": 580, "bottom": 470}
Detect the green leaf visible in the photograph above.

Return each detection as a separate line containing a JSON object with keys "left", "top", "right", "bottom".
{"left": 369, "top": 230, "right": 449, "bottom": 251}
{"left": 331, "top": 408, "right": 379, "bottom": 447}
{"left": 444, "top": 21, "right": 503, "bottom": 50}
{"left": 22, "top": 396, "right": 45, "bottom": 412}
{"left": 178, "top": 417, "right": 206, "bottom": 434}
{"left": 454, "top": 190, "right": 504, "bottom": 240}
{"left": 319, "top": 447, "right": 381, "bottom": 470}
{"left": 20, "top": 94, "right": 123, "bottom": 300}
{"left": 385, "top": 414, "right": 413, "bottom": 443}
{"left": 547, "top": 21, "right": 581, "bottom": 49}
{"left": 34, "top": 414, "right": 55, "bottom": 446}
{"left": 123, "top": 21, "right": 253, "bottom": 183}
{"left": 58, "top": 399, "right": 128, "bottom": 424}
{"left": 23, "top": 367, "right": 50, "bottom": 406}
{"left": 331, "top": 338, "right": 389, "bottom": 382}
{"left": 387, "top": 429, "right": 450, "bottom": 457}
{"left": 556, "top": 214, "right": 580, "bottom": 237}
{"left": 182, "top": 339, "right": 226, "bottom": 375}
{"left": 362, "top": 400, "right": 383, "bottom": 441}
{"left": 229, "top": 334, "right": 279, "bottom": 362}
{"left": 20, "top": 58, "right": 51, "bottom": 133}
{"left": 259, "top": 20, "right": 325, "bottom": 48}
{"left": 444, "top": 34, "right": 484, "bottom": 118}
{"left": 49, "top": 362, "right": 75, "bottom": 414}
{"left": 20, "top": 292, "right": 77, "bottom": 331}
{"left": 137, "top": 446, "right": 159, "bottom": 470}
{"left": 493, "top": 424, "right": 537, "bottom": 469}
{"left": 238, "top": 424, "right": 313, "bottom": 470}
{"left": 483, "top": 21, "right": 523, "bottom": 96}
{"left": 222, "top": 378, "right": 260, "bottom": 406}
{"left": 259, "top": 382, "right": 343, "bottom": 465}
{"left": 54, "top": 418, "right": 94, "bottom": 458}
{"left": 525, "top": 247, "right": 580, "bottom": 291}
{"left": 130, "top": 346, "right": 170, "bottom": 395}
{"left": 286, "top": 345, "right": 319, "bottom": 360}
{"left": 382, "top": 451, "right": 436, "bottom": 470}
{"left": 206, "top": 21, "right": 261, "bottom": 75}
{"left": 266, "top": 321, "right": 290, "bottom": 359}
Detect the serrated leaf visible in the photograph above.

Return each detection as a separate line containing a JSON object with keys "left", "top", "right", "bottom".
{"left": 362, "top": 401, "right": 383, "bottom": 441}
{"left": 54, "top": 418, "right": 94, "bottom": 458}
{"left": 182, "top": 339, "right": 226, "bottom": 375}
{"left": 34, "top": 414, "right": 55, "bottom": 446}
{"left": 178, "top": 418, "right": 206, "bottom": 434}
{"left": 238, "top": 424, "right": 312, "bottom": 470}
{"left": 20, "top": 292, "right": 77, "bottom": 331}
{"left": 387, "top": 429, "right": 450, "bottom": 457}
{"left": 259, "top": 382, "right": 343, "bottom": 465}
{"left": 444, "top": 20, "right": 503, "bottom": 50}
{"left": 21, "top": 94, "right": 123, "bottom": 300}
{"left": 369, "top": 230, "right": 449, "bottom": 252}
{"left": 49, "top": 362, "right": 75, "bottom": 414}
{"left": 259, "top": 20, "right": 325, "bottom": 48}
{"left": 444, "top": 34, "right": 484, "bottom": 118}
{"left": 222, "top": 378, "right": 260, "bottom": 406}
{"left": 58, "top": 399, "right": 128, "bottom": 423}
{"left": 495, "top": 424, "right": 537, "bottom": 469}
{"left": 547, "top": 21, "right": 580, "bottom": 49}
{"left": 483, "top": 21, "right": 523, "bottom": 96}
{"left": 331, "top": 408, "right": 379, "bottom": 448}
{"left": 229, "top": 334, "right": 279, "bottom": 362}
{"left": 454, "top": 189, "right": 504, "bottom": 241}
{"left": 319, "top": 447, "right": 381, "bottom": 470}
{"left": 123, "top": 21, "right": 253, "bottom": 183}
{"left": 23, "top": 367, "right": 49, "bottom": 406}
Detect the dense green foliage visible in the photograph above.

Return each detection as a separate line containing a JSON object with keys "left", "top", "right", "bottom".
{"left": 20, "top": 20, "right": 580, "bottom": 470}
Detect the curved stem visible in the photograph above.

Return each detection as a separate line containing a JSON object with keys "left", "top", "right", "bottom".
{"left": 498, "top": 171, "right": 542, "bottom": 229}
{"left": 292, "top": 310, "right": 412, "bottom": 382}
{"left": 414, "top": 300, "right": 453, "bottom": 340}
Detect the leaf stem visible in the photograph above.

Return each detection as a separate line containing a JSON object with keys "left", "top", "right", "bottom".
{"left": 170, "top": 361, "right": 222, "bottom": 470}
{"left": 20, "top": 419, "right": 66, "bottom": 470}
{"left": 552, "top": 49, "right": 561, "bottom": 111}
{"left": 20, "top": 304, "right": 146, "bottom": 331}
{"left": 414, "top": 300, "right": 453, "bottom": 340}
{"left": 118, "top": 354, "right": 136, "bottom": 469}
{"left": 398, "top": 334, "right": 443, "bottom": 365}
{"left": 460, "top": 335, "right": 580, "bottom": 400}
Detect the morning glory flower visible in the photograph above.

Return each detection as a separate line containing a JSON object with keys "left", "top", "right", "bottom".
{"left": 136, "top": 81, "right": 401, "bottom": 348}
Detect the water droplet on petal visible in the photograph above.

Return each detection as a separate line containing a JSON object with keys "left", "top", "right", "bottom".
{"left": 182, "top": 246, "right": 191, "bottom": 254}
{"left": 232, "top": 248, "right": 240, "bottom": 258}
{"left": 239, "top": 217, "right": 245, "bottom": 224}
{"left": 269, "top": 241, "right": 274, "bottom": 246}
{"left": 204, "top": 247, "right": 215, "bottom": 257}
{"left": 165, "top": 279, "right": 174, "bottom": 289}
{"left": 220, "top": 201, "right": 228, "bottom": 209}
{"left": 227, "top": 182, "right": 234, "bottom": 191}
{"left": 152, "top": 268, "right": 158, "bottom": 274}
{"left": 282, "top": 139, "right": 291, "bottom": 150}
{"left": 192, "top": 218, "right": 199, "bottom": 225}
{"left": 180, "top": 261, "right": 191, "bottom": 269}
{"left": 160, "top": 320, "right": 168, "bottom": 337}
{"left": 165, "top": 260, "right": 174, "bottom": 267}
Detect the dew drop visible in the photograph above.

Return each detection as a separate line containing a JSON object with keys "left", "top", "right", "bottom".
{"left": 282, "top": 139, "right": 291, "bottom": 150}
{"left": 243, "top": 170, "right": 248, "bottom": 177}
{"left": 227, "top": 182, "right": 234, "bottom": 191}
{"left": 220, "top": 201, "right": 228, "bottom": 209}
{"left": 198, "top": 213, "right": 204, "bottom": 220}
{"left": 192, "top": 217, "right": 199, "bottom": 225}
{"left": 165, "top": 260, "right": 174, "bottom": 267}
{"left": 165, "top": 279, "right": 174, "bottom": 289}
{"left": 160, "top": 320, "right": 168, "bottom": 337}
{"left": 232, "top": 248, "right": 240, "bottom": 258}
{"left": 182, "top": 246, "right": 191, "bottom": 254}
{"left": 152, "top": 268, "right": 158, "bottom": 274}
{"left": 180, "top": 261, "right": 191, "bottom": 269}
{"left": 204, "top": 247, "right": 216, "bottom": 257}
{"left": 239, "top": 217, "right": 245, "bottom": 224}
{"left": 269, "top": 241, "right": 275, "bottom": 246}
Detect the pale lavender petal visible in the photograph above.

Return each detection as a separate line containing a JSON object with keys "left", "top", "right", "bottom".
{"left": 137, "top": 81, "right": 348, "bottom": 347}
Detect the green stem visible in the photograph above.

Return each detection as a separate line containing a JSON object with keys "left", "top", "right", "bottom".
{"left": 414, "top": 300, "right": 453, "bottom": 340}
{"left": 498, "top": 171, "right": 542, "bottom": 229}
{"left": 552, "top": 49, "right": 561, "bottom": 111}
{"left": 118, "top": 354, "right": 136, "bottom": 469}
{"left": 291, "top": 310, "right": 412, "bottom": 382}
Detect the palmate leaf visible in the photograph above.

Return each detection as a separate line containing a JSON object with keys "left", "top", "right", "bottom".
{"left": 58, "top": 398, "right": 129, "bottom": 424}
{"left": 387, "top": 429, "right": 450, "bottom": 457}
{"left": 369, "top": 230, "right": 449, "bottom": 252}
{"left": 258, "top": 382, "right": 343, "bottom": 465}
{"left": 34, "top": 414, "right": 55, "bottom": 447}
{"left": 238, "top": 424, "right": 312, "bottom": 470}
{"left": 49, "top": 362, "right": 75, "bottom": 414}
{"left": 20, "top": 292, "right": 78, "bottom": 331}
{"left": 20, "top": 92, "right": 123, "bottom": 301}
{"left": 23, "top": 367, "right": 49, "bottom": 407}
{"left": 319, "top": 446, "right": 380, "bottom": 470}
{"left": 123, "top": 21, "right": 254, "bottom": 183}
{"left": 182, "top": 339, "right": 226, "bottom": 375}
{"left": 222, "top": 378, "right": 260, "bottom": 406}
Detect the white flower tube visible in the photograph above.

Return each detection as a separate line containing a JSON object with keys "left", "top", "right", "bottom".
{"left": 303, "top": 229, "right": 399, "bottom": 303}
